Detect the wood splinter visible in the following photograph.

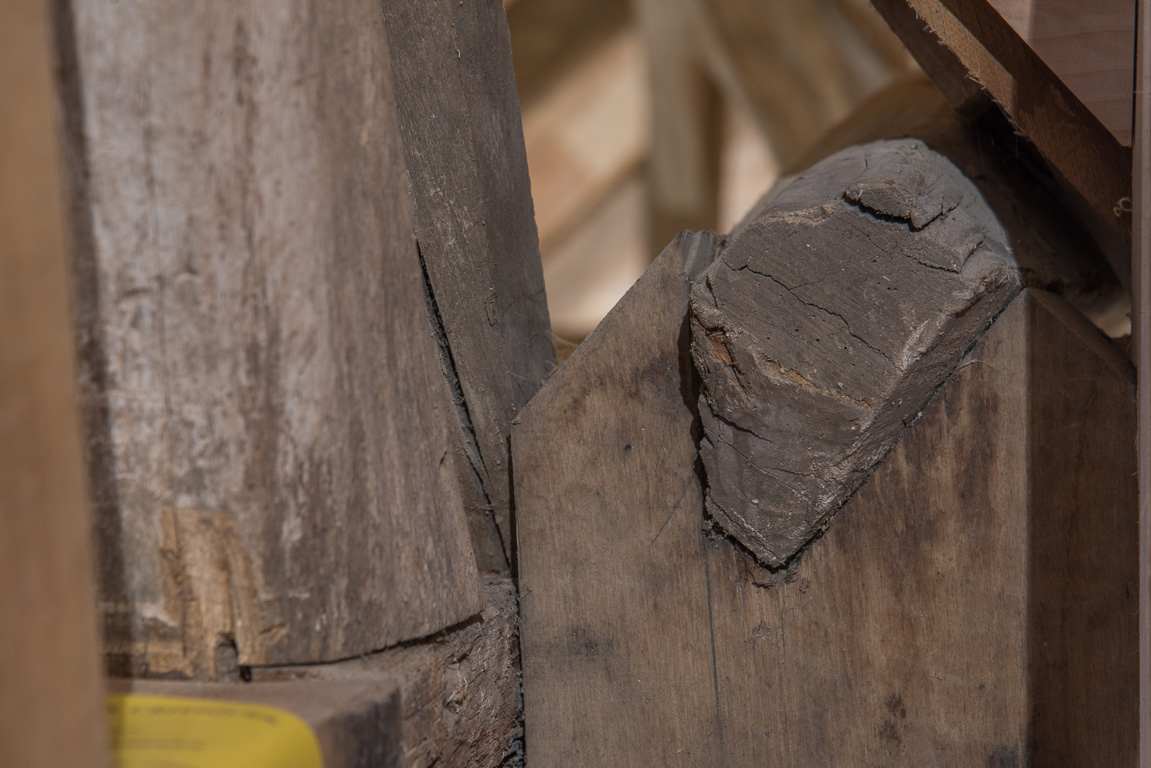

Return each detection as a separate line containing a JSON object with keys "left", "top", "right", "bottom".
{"left": 690, "top": 138, "right": 1021, "bottom": 567}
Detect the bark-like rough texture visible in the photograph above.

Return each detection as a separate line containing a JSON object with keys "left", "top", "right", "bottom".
{"left": 251, "top": 576, "right": 523, "bottom": 768}
{"left": 691, "top": 138, "right": 1021, "bottom": 567}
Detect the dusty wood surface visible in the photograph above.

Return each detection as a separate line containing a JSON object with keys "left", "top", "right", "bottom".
{"left": 986, "top": 0, "right": 1136, "bottom": 146}
{"left": 517, "top": 252, "right": 1137, "bottom": 763}
{"left": 773, "top": 76, "right": 1126, "bottom": 330}
{"left": 381, "top": 0, "right": 555, "bottom": 573}
{"left": 55, "top": 0, "right": 481, "bottom": 677}
{"left": 0, "top": 2, "right": 109, "bottom": 765}
{"left": 692, "top": 139, "right": 1020, "bottom": 566}
{"left": 870, "top": 0, "right": 1134, "bottom": 285}
{"left": 252, "top": 576, "right": 523, "bottom": 768}
{"left": 108, "top": 677, "right": 402, "bottom": 768}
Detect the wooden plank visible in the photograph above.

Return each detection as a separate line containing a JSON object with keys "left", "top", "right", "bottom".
{"left": 54, "top": 0, "right": 481, "bottom": 677}
{"left": 632, "top": 0, "right": 723, "bottom": 255}
{"left": 0, "top": 2, "right": 109, "bottom": 765}
{"left": 251, "top": 576, "right": 523, "bottom": 768}
{"left": 518, "top": 265, "right": 1139, "bottom": 763}
{"left": 870, "top": 0, "right": 1134, "bottom": 285}
{"left": 774, "top": 76, "right": 1125, "bottom": 334}
{"left": 107, "top": 678, "right": 402, "bottom": 768}
{"left": 380, "top": 0, "right": 555, "bottom": 573}
{"left": 986, "top": 0, "right": 1136, "bottom": 146}
{"left": 692, "top": 139, "right": 1020, "bottom": 566}
{"left": 1134, "top": 0, "right": 1151, "bottom": 763}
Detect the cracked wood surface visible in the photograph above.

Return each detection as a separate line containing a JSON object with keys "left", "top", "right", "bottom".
{"left": 517, "top": 255, "right": 1138, "bottom": 763}
{"left": 691, "top": 139, "right": 1020, "bottom": 566}
{"left": 380, "top": 0, "right": 555, "bottom": 573}
{"left": 56, "top": 0, "right": 482, "bottom": 677}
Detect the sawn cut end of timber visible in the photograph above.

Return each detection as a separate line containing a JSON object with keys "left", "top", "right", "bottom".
{"left": 690, "top": 138, "right": 1021, "bottom": 567}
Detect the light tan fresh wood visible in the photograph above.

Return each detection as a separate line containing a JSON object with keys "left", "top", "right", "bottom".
{"left": 380, "top": 0, "right": 555, "bottom": 573}
{"left": 0, "top": 2, "right": 108, "bottom": 765}
{"left": 517, "top": 261, "right": 1138, "bottom": 762}
{"left": 55, "top": 0, "right": 481, "bottom": 677}
{"left": 870, "top": 0, "right": 1134, "bottom": 285}
{"left": 251, "top": 576, "right": 523, "bottom": 768}
{"left": 987, "top": 0, "right": 1135, "bottom": 145}
{"left": 108, "top": 677, "right": 402, "bottom": 768}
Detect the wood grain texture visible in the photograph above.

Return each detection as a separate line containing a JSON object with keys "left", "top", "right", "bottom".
{"left": 692, "top": 139, "right": 1020, "bottom": 566}
{"left": 54, "top": 0, "right": 481, "bottom": 677}
{"left": 108, "top": 678, "right": 402, "bottom": 768}
{"left": 252, "top": 576, "right": 523, "bottom": 768}
{"left": 1134, "top": 0, "right": 1151, "bottom": 762}
{"left": 381, "top": 0, "right": 555, "bottom": 573}
{"left": 0, "top": 2, "right": 109, "bottom": 765}
{"left": 987, "top": 0, "right": 1136, "bottom": 146}
{"left": 775, "top": 76, "right": 1125, "bottom": 327}
{"left": 870, "top": 0, "right": 1134, "bottom": 285}
{"left": 517, "top": 263, "right": 1138, "bottom": 763}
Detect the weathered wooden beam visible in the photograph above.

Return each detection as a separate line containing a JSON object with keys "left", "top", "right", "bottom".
{"left": 54, "top": 0, "right": 481, "bottom": 677}
{"left": 869, "top": 0, "right": 1134, "bottom": 285}
{"left": 517, "top": 145, "right": 1137, "bottom": 765}
{"left": 381, "top": 0, "right": 555, "bottom": 573}
{"left": 691, "top": 139, "right": 1020, "bottom": 566}
{"left": 517, "top": 260, "right": 1138, "bottom": 765}
{"left": 985, "top": 0, "right": 1136, "bottom": 146}
{"left": 250, "top": 576, "right": 523, "bottom": 768}
{"left": 0, "top": 1, "right": 108, "bottom": 764}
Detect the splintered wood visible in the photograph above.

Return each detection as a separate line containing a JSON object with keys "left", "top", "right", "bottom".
{"left": 691, "top": 139, "right": 1019, "bottom": 566}
{"left": 56, "top": 0, "right": 481, "bottom": 677}
{"left": 516, "top": 142, "right": 1137, "bottom": 766}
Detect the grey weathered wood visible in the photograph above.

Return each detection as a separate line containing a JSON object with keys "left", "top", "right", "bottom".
{"left": 55, "top": 0, "right": 481, "bottom": 677}
{"left": 517, "top": 257, "right": 1138, "bottom": 764}
{"left": 0, "top": 2, "right": 108, "bottom": 763}
{"left": 252, "top": 576, "right": 523, "bottom": 768}
{"left": 691, "top": 139, "right": 1020, "bottom": 566}
{"left": 107, "top": 677, "right": 402, "bottom": 768}
{"left": 380, "top": 0, "right": 555, "bottom": 573}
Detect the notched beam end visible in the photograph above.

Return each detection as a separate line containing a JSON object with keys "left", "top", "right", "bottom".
{"left": 691, "top": 139, "right": 1020, "bottom": 568}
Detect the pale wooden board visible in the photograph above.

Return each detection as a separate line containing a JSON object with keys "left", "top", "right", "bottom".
{"left": 108, "top": 678, "right": 402, "bottom": 768}
{"left": 518, "top": 270, "right": 1138, "bottom": 762}
{"left": 381, "top": 0, "right": 555, "bottom": 573}
{"left": 987, "top": 0, "right": 1135, "bottom": 146}
{"left": 870, "top": 0, "right": 1134, "bottom": 285}
{"left": 251, "top": 576, "right": 523, "bottom": 768}
{"left": 0, "top": 2, "right": 109, "bottom": 765}
{"left": 55, "top": 0, "right": 481, "bottom": 676}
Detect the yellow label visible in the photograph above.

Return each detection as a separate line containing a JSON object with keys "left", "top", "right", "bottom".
{"left": 107, "top": 694, "right": 324, "bottom": 768}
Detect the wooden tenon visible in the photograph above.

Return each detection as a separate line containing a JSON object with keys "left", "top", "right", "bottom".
{"left": 516, "top": 139, "right": 1138, "bottom": 766}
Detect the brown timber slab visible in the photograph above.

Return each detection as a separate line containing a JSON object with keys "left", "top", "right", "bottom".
{"left": 517, "top": 268, "right": 1138, "bottom": 763}
{"left": 692, "top": 138, "right": 1020, "bottom": 566}
{"left": 55, "top": 0, "right": 481, "bottom": 677}
{"left": 0, "top": 1, "right": 108, "bottom": 764}
{"left": 251, "top": 576, "right": 523, "bottom": 768}
{"left": 986, "top": 0, "right": 1136, "bottom": 146}
{"left": 380, "top": 0, "right": 555, "bottom": 573}
{"left": 870, "top": 0, "right": 1134, "bottom": 285}
{"left": 107, "top": 678, "right": 402, "bottom": 768}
